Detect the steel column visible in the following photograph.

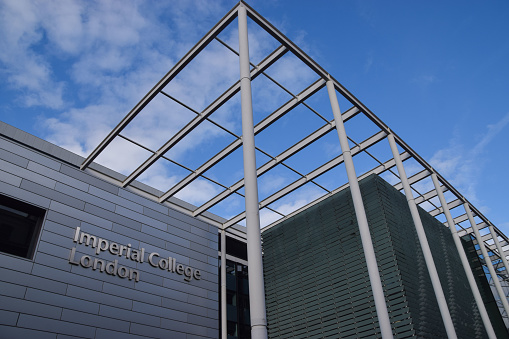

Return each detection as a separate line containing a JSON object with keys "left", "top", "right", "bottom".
{"left": 388, "top": 135, "right": 457, "bottom": 338}
{"left": 431, "top": 171, "right": 495, "bottom": 338}
{"left": 238, "top": 5, "right": 268, "bottom": 339}
{"left": 221, "top": 230, "right": 227, "bottom": 339}
{"left": 489, "top": 224, "right": 509, "bottom": 287}
{"left": 464, "top": 202, "right": 509, "bottom": 333}
{"left": 327, "top": 80, "right": 393, "bottom": 339}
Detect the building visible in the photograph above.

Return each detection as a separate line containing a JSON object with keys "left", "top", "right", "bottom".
{"left": 262, "top": 174, "right": 508, "bottom": 338}
{"left": 1, "top": 2, "right": 509, "bottom": 339}
{"left": 0, "top": 121, "right": 219, "bottom": 338}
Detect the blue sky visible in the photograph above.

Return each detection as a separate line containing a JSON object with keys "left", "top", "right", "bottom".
{"left": 0, "top": 0, "right": 508, "bottom": 233}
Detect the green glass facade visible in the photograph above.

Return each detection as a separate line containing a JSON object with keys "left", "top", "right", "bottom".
{"left": 262, "top": 174, "right": 505, "bottom": 338}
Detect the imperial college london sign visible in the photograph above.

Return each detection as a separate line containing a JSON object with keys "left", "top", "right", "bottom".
{"left": 68, "top": 227, "right": 202, "bottom": 283}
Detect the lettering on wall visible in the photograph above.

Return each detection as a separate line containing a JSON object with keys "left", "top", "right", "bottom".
{"left": 68, "top": 227, "right": 201, "bottom": 283}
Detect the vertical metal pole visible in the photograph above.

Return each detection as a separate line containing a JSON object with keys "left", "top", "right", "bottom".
{"left": 327, "top": 80, "right": 393, "bottom": 339}
{"left": 221, "top": 230, "right": 227, "bottom": 339}
{"left": 465, "top": 203, "right": 509, "bottom": 331}
{"left": 488, "top": 224, "right": 509, "bottom": 281}
{"left": 238, "top": 5, "right": 268, "bottom": 339}
{"left": 430, "top": 170, "right": 495, "bottom": 338}
{"left": 488, "top": 222, "right": 509, "bottom": 316}
{"left": 387, "top": 136, "right": 457, "bottom": 338}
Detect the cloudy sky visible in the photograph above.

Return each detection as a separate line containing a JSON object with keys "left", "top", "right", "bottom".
{"left": 0, "top": 0, "right": 508, "bottom": 232}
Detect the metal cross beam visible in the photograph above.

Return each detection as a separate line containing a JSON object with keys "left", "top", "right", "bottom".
{"left": 224, "top": 130, "right": 388, "bottom": 228}
{"left": 81, "top": 5, "right": 239, "bottom": 170}
{"left": 159, "top": 77, "right": 324, "bottom": 203}
{"left": 193, "top": 106, "right": 359, "bottom": 217}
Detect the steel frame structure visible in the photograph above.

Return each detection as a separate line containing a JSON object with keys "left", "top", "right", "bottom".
{"left": 81, "top": 2, "right": 509, "bottom": 338}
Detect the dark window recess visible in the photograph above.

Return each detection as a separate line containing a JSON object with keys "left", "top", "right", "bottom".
{"left": 218, "top": 234, "right": 248, "bottom": 261}
{"left": 0, "top": 195, "right": 45, "bottom": 259}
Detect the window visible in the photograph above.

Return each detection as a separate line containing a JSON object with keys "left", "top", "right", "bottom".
{"left": 0, "top": 195, "right": 45, "bottom": 259}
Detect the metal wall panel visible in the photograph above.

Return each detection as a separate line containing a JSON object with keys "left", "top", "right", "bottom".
{"left": 0, "top": 131, "right": 219, "bottom": 338}
{"left": 262, "top": 174, "right": 489, "bottom": 338}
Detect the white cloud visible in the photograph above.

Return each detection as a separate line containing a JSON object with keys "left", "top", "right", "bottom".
{"left": 259, "top": 184, "right": 324, "bottom": 227}
{"left": 174, "top": 179, "right": 222, "bottom": 206}
{"left": 0, "top": 0, "right": 66, "bottom": 108}
{"left": 429, "top": 112, "right": 509, "bottom": 206}
{"left": 0, "top": 0, "right": 331, "bottom": 224}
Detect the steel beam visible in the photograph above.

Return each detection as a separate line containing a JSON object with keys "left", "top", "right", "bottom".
{"left": 327, "top": 80, "right": 393, "bottom": 338}
{"left": 389, "top": 135, "right": 457, "bottom": 339}
{"left": 193, "top": 106, "right": 359, "bottom": 217}
{"left": 464, "top": 203, "right": 509, "bottom": 332}
{"left": 393, "top": 169, "right": 430, "bottom": 191}
{"left": 159, "top": 78, "right": 325, "bottom": 203}
{"left": 119, "top": 45, "right": 288, "bottom": 189}
{"left": 261, "top": 152, "right": 411, "bottom": 232}
{"left": 223, "top": 130, "right": 387, "bottom": 228}
{"left": 489, "top": 224, "right": 509, "bottom": 282}
{"left": 220, "top": 230, "right": 227, "bottom": 339}
{"left": 81, "top": 4, "right": 239, "bottom": 170}
{"left": 241, "top": 2, "right": 493, "bottom": 239}
{"left": 238, "top": 5, "right": 268, "bottom": 339}
{"left": 428, "top": 198, "right": 462, "bottom": 217}
{"left": 431, "top": 173, "right": 493, "bottom": 338}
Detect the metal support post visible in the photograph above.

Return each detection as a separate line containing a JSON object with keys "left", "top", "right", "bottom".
{"left": 238, "top": 5, "right": 268, "bottom": 339}
{"left": 327, "top": 80, "right": 393, "bottom": 339}
{"left": 221, "top": 230, "right": 227, "bottom": 339}
{"left": 388, "top": 136, "right": 457, "bottom": 338}
{"left": 431, "top": 171, "right": 495, "bottom": 338}
{"left": 464, "top": 203, "right": 509, "bottom": 332}
{"left": 488, "top": 224, "right": 509, "bottom": 280}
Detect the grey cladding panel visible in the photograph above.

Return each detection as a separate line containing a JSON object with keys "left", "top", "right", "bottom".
{"left": 88, "top": 185, "right": 143, "bottom": 214}
{"left": 95, "top": 328, "right": 152, "bottom": 339}
{"left": 61, "top": 308, "right": 130, "bottom": 333}
{"left": 17, "top": 314, "right": 96, "bottom": 338}
{"left": 0, "top": 158, "right": 57, "bottom": 189}
{"left": 25, "top": 288, "right": 99, "bottom": 314}
{"left": 31, "top": 263, "right": 103, "bottom": 291}
{"left": 45, "top": 210, "right": 82, "bottom": 229}
{"left": 21, "top": 179, "right": 85, "bottom": 210}
{"left": 0, "top": 253, "right": 33, "bottom": 273}
{"left": 112, "top": 223, "right": 165, "bottom": 248}
{"left": 0, "top": 294, "right": 62, "bottom": 320}
{"left": 0, "top": 180, "right": 51, "bottom": 208}
{"left": 66, "top": 285, "right": 133, "bottom": 311}
{"left": 0, "top": 133, "right": 219, "bottom": 338}
{"left": 0, "top": 309, "right": 19, "bottom": 326}
{"left": 0, "top": 267, "right": 67, "bottom": 294}
{"left": 50, "top": 200, "right": 113, "bottom": 230}
{"left": 0, "top": 137, "right": 61, "bottom": 171}
{"left": 102, "top": 282, "right": 162, "bottom": 306}
{"left": 60, "top": 164, "right": 119, "bottom": 195}
{"left": 0, "top": 280, "right": 27, "bottom": 299}
{"left": 28, "top": 161, "right": 88, "bottom": 191}
{"left": 0, "top": 147, "right": 29, "bottom": 168}
{"left": 129, "top": 323, "right": 187, "bottom": 339}
{"left": 0, "top": 325, "right": 57, "bottom": 339}
{"left": 118, "top": 188, "right": 168, "bottom": 215}
{"left": 55, "top": 181, "right": 116, "bottom": 212}
{"left": 0, "top": 169, "right": 22, "bottom": 187}
{"left": 115, "top": 205, "right": 167, "bottom": 230}
{"left": 84, "top": 203, "right": 141, "bottom": 230}
{"left": 99, "top": 304, "right": 161, "bottom": 327}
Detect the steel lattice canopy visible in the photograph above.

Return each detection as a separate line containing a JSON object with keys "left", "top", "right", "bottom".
{"left": 81, "top": 1, "right": 509, "bottom": 275}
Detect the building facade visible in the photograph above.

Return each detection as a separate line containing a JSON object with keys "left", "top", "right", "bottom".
{"left": 1, "top": 3, "right": 509, "bottom": 339}
{"left": 0, "top": 122, "right": 219, "bottom": 338}
{"left": 261, "top": 174, "right": 509, "bottom": 338}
